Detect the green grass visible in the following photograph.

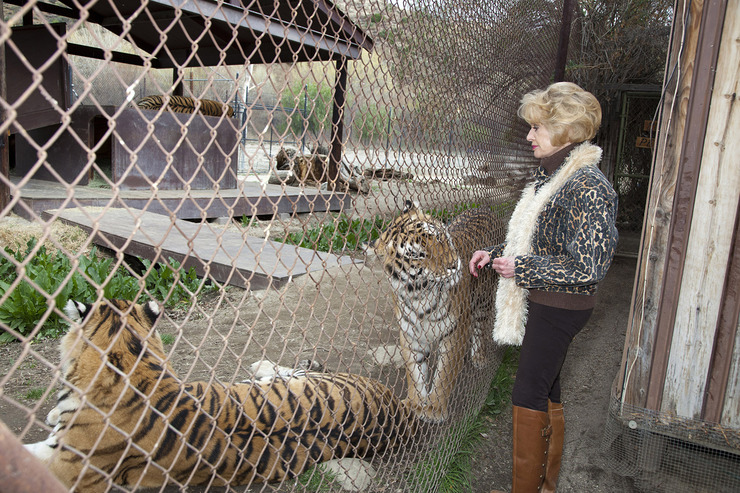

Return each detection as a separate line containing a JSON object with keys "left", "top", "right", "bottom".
{"left": 406, "top": 346, "right": 519, "bottom": 492}
{"left": 295, "top": 464, "right": 341, "bottom": 492}
{"left": 25, "top": 388, "right": 45, "bottom": 401}
{"left": 160, "top": 333, "right": 175, "bottom": 345}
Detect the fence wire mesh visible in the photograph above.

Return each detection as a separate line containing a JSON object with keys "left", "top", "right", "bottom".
{"left": 1, "top": 0, "right": 564, "bottom": 491}
{"left": 601, "top": 396, "right": 740, "bottom": 493}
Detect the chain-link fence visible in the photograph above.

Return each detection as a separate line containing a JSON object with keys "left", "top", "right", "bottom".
{"left": 1, "top": 1, "right": 565, "bottom": 491}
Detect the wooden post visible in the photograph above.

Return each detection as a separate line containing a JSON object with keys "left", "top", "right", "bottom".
{"left": 329, "top": 58, "right": 347, "bottom": 185}
{"left": 0, "top": 0, "right": 8, "bottom": 211}
{"left": 554, "top": 0, "right": 574, "bottom": 82}
{"left": 0, "top": 420, "right": 68, "bottom": 493}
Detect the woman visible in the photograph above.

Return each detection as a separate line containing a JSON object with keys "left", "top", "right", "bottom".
{"left": 469, "top": 82, "right": 618, "bottom": 493}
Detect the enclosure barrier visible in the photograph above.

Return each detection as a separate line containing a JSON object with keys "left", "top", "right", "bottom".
{"left": 0, "top": 0, "right": 567, "bottom": 491}
{"left": 601, "top": 397, "right": 740, "bottom": 492}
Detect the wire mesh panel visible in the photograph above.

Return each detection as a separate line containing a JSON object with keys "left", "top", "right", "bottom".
{"left": 612, "top": 91, "right": 660, "bottom": 232}
{"left": 0, "top": 1, "right": 564, "bottom": 491}
{"left": 601, "top": 397, "right": 740, "bottom": 493}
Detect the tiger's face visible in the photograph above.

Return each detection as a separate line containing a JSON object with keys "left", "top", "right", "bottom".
{"left": 374, "top": 201, "right": 462, "bottom": 288}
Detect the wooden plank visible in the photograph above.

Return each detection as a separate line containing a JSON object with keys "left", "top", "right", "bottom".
{"left": 645, "top": 0, "right": 726, "bottom": 412}
{"left": 616, "top": 0, "right": 695, "bottom": 408}
{"left": 709, "top": 203, "right": 740, "bottom": 425}
{"left": 662, "top": 44, "right": 740, "bottom": 417}
{"left": 43, "top": 208, "right": 357, "bottom": 290}
{"left": 700, "top": 1, "right": 740, "bottom": 425}
{"left": 11, "top": 177, "right": 350, "bottom": 221}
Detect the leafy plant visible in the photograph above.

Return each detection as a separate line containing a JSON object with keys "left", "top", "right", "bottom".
{"left": 0, "top": 239, "right": 212, "bottom": 341}
{"left": 141, "top": 257, "right": 204, "bottom": 307}
{"left": 279, "top": 214, "right": 389, "bottom": 253}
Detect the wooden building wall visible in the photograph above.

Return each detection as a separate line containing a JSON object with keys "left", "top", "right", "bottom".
{"left": 615, "top": 0, "right": 739, "bottom": 427}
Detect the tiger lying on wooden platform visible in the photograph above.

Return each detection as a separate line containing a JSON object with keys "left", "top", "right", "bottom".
{"left": 137, "top": 95, "right": 234, "bottom": 118}
{"left": 24, "top": 299, "right": 416, "bottom": 492}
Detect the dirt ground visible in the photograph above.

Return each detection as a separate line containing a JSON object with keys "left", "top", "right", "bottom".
{"left": 1, "top": 181, "right": 640, "bottom": 492}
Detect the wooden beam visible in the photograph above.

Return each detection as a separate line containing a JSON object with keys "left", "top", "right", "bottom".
{"left": 646, "top": 0, "right": 728, "bottom": 411}
{"left": 329, "top": 58, "right": 347, "bottom": 185}
{"left": 0, "top": 0, "right": 7, "bottom": 211}
{"left": 66, "top": 43, "right": 152, "bottom": 67}
{"left": 554, "top": 0, "right": 574, "bottom": 82}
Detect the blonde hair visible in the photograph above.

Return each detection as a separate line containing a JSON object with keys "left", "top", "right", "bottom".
{"left": 518, "top": 82, "right": 602, "bottom": 146}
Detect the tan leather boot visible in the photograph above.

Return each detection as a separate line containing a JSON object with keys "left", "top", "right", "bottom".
{"left": 541, "top": 401, "right": 564, "bottom": 493}
{"left": 491, "top": 406, "right": 551, "bottom": 493}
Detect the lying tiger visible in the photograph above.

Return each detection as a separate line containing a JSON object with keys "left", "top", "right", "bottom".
{"left": 137, "top": 95, "right": 234, "bottom": 118}
{"left": 374, "top": 201, "right": 503, "bottom": 422}
{"left": 24, "top": 299, "right": 416, "bottom": 492}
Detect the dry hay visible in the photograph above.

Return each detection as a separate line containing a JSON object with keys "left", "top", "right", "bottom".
{"left": 0, "top": 215, "right": 90, "bottom": 256}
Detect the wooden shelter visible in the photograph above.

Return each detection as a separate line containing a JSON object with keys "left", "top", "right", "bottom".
{"left": 1, "top": 0, "right": 372, "bottom": 201}
{"left": 614, "top": 0, "right": 739, "bottom": 445}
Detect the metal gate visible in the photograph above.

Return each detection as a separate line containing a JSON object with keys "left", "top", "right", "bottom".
{"left": 614, "top": 90, "right": 661, "bottom": 232}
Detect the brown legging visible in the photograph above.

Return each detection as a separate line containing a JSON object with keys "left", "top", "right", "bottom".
{"left": 511, "top": 301, "right": 593, "bottom": 413}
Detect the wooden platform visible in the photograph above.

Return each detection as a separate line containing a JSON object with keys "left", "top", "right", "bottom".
{"left": 11, "top": 177, "right": 349, "bottom": 221}
{"left": 44, "top": 207, "right": 357, "bottom": 290}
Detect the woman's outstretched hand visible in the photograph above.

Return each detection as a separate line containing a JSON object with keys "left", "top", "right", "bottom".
{"left": 469, "top": 250, "right": 491, "bottom": 277}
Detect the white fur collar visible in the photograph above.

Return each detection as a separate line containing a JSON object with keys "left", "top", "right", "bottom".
{"left": 493, "top": 143, "right": 602, "bottom": 345}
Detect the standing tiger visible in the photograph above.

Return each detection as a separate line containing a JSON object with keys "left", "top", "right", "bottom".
{"left": 374, "top": 201, "right": 503, "bottom": 422}
{"left": 24, "top": 299, "right": 416, "bottom": 492}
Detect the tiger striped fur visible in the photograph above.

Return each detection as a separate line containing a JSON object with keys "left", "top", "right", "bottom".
{"left": 24, "top": 299, "right": 416, "bottom": 492}
{"left": 374, "top": 201, "right": 503, "bottom": 422}
{"left": 137, "top": 95, "right": 234, "bottom": 118}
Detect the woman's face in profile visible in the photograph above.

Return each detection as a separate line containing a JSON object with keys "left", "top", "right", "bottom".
{"left": 526, "top": 124, "right": 571, "bottom": 159}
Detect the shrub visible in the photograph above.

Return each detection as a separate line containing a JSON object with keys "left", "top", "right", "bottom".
{"left": 279, "top": 214, "right": 389, "bottom": 253}
{"left": 0, "top": 239, "right": 212, "bottom": 341}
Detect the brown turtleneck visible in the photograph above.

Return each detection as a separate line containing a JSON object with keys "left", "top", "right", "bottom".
{"left": 540, "top": 142, "right": 578, "bottom": 175}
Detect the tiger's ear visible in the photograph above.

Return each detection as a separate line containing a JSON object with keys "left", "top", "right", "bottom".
{"left": 403, "top": 199, "right": 421, "bottom": 213}
{"left": 63, "top": 299, "right": 88, "bottom": 323}
{"left": 143, "top": 300, "right": 161, "bottom": 325}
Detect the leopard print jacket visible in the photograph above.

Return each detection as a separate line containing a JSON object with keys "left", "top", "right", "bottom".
{"left": 487, "top": 144, "right": 618, "bottom": 298}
